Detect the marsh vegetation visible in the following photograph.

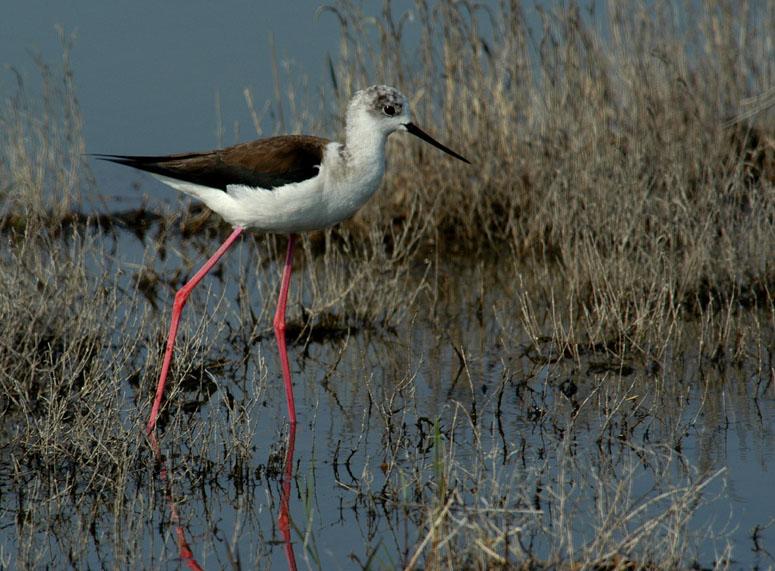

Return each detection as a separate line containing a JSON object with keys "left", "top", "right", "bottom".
{"left": 1, "top": 1, "right": 773, "bottom": 569}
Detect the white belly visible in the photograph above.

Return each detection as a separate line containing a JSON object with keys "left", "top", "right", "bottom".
{"left": 154, "top": 162, "right": 384, "bottom": 233}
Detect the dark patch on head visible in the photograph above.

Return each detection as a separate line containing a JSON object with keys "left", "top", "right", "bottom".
{"left": 363, "top": 85, "right": 405, "bottom": 116}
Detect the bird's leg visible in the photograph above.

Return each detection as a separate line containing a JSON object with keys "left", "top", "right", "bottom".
{"left": 146, "top": 226, "right": 244, "bottom": 434}
{"left": 273, "top": 234, "right": 297, "bottom": 425}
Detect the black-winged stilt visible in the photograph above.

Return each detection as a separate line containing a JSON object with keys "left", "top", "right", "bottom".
{"left": 97, "top": 85, "right": 470, "bottom": 434}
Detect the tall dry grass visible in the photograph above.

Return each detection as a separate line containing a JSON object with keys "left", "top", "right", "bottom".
{"left": 307, "top": 1, "right": 773, "bottom": 567}
{"left": 0, "top": 28, "right": 88, "bottom": 228}
{"left": 312, "top": 0, "right": 774, "bottom": 352}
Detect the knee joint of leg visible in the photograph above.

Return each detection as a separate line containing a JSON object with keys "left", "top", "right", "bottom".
{"left": 173, "top": 289, "right": 189, "bottom": 311}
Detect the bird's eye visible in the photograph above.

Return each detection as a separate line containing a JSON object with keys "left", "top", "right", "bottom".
{"left": 383, "top": 105, "right": 396, "bottom": 116}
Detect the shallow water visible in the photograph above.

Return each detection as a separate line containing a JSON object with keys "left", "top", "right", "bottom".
{"left": 1, "top": 225, "right": 773, "bottom": 570}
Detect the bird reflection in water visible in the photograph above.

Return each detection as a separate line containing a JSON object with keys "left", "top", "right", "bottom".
{"left": 278, "top": 423, "right": 298, "bottom": 571}
{"left": 147, "top": 432, "right": 204, "bottom": 571}
{"left": 147, "top": 426, "right": 298, "bottom": 570}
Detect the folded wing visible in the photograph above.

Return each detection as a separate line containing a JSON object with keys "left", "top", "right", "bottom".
{"left": 94, "top": 134, "right": 329, "bottom": 191}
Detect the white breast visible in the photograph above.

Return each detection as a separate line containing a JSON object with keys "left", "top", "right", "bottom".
{"left": 154, "top": 142, "right": 386, "bottom": 233}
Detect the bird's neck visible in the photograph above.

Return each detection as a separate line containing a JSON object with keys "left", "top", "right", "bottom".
{"left": 340, "top": 118, "right": 387, "bottom": 177}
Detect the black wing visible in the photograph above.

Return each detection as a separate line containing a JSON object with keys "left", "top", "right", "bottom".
{"left": 94, "top": 134, "right": 329, "bottom": 190}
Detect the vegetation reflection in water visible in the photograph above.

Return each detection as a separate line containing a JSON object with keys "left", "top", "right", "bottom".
{"left": 0, "top": 225, "right": 771, "bottom": 569}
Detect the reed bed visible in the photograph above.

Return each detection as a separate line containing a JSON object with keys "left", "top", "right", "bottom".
{"left": 312, "top": 0, "right": 774, "bottom": 350}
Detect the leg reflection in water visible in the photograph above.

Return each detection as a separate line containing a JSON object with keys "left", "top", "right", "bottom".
{"left": 278, "top": 423, "right": 298, "bottom": 571}
{"left": 147, "top": 432, "right": 204, "bottom": 571}
{"left": 147, "top": 424, "right": 298, "bottom": 569}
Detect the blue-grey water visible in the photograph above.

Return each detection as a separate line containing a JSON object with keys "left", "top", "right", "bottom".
{"left": 2, "top": 0, "right": 340, "bottom": 153}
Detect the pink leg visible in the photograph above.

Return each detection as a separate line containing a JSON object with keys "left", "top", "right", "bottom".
{"left": 146, "top": 226, "right": 244, "bottom": 434}
{"left": 273, "top": 234, "right": 297, "bottom": 425}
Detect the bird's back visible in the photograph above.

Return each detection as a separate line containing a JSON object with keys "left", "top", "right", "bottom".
{"left": 96, "top": 134, "right": 330, "bottom": 191}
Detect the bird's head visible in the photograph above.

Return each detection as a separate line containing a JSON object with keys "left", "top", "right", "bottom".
{"left": 348, "top": 85, "right": 470, "bottom": 163}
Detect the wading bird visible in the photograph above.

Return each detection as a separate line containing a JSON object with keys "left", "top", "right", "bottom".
{"left": 97, "top": 85, "right": 469, "bottom": 434}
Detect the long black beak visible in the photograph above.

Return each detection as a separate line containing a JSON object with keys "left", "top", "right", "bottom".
{"left": 404, "top": 122, "right": 470, "bottom": 164}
